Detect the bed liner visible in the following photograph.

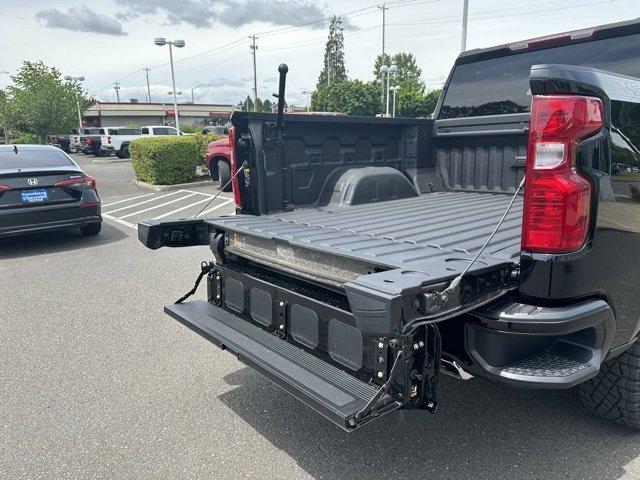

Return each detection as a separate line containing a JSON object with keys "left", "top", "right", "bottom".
{"left": 208, "top": 191, "right": 523, "bottom": 272}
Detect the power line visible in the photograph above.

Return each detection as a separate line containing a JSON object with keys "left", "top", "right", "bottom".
{"left": 95, "top": 0, "right": 617, "bottom": 100}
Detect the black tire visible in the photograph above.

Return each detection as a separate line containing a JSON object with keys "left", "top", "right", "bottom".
{"left": 217, "top": 159, "right": 232, "bottom": 192}
{"left": 122, "top": 145, "right": 130, "bottom": 158}
{"left": 579, "top": 339, "right": 640, "bottom": 428}
{"left": 80, "top": 222, "right": 102, "bottom": 236}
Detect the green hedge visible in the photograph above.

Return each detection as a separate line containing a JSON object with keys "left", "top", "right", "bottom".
{"left": 130, "top": 133, "right": 219, "bottom": 185}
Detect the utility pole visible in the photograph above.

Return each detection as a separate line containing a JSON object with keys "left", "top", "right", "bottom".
{"left": 378, "top": 4, "right": 389, "bottom": 107}
{"left": 250, "top": 35, "right": 258, "bottom": 112}
{"left": 114, "top": 82, "right": 121, "bottom": 103}
{"left": 143, "top": 68, "right": 151, "bottom": 103}
{"left": 461, "top": 0, "right": 469, "bottom": 52}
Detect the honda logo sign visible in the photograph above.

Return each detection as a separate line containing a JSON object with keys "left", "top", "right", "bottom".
{"left": 27, "top": 178, "right": 39, "bottom": 186}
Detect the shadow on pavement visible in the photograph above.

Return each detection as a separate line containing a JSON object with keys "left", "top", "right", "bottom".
{"left": 0, "top": 222, "right": 128, "bottom": 259}
{"left": 219, "top": 367, "right": 640, "bottom": 480}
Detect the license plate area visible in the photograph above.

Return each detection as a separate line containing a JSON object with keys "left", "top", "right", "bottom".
{"left": 210, "top": 263, "right": 384, "bottom": 384}
{"left": 21, "top": 189, "right": 48, "bottom": 203}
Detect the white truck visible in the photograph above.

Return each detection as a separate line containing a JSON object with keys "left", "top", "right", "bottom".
{"left": 141, "top": 126, "right": 179, "bottom": 136}
{"left": 99, "top": 127, "right": 142, "bottom": 158}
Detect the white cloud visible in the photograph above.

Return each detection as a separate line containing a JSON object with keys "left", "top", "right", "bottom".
{"left": 36, "top": 5, "right": 126, "bottom": 36}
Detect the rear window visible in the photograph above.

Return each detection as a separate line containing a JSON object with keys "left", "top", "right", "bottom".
{"left": 84, "top": 128, "right": 100, "bottom": 134}
{"left": 115, "top": 128, "right": 141, "bottom": 135}
{"left": 439, "top": 33, "right": 640, "bottom": 119}
{"left": 0, "top": 149, "right": 75, "bottom": 169}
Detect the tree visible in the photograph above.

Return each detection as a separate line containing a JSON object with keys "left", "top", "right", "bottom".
{"left": 254, "top": 97, "right": 263, "bottom": 113}
{"left": 395, "top": 88, "right": 442, "bottom": 118}
{"left": 0, "top": 89, "right": 9, "bottom": 143}
{"left": 262, "top": 99, "right": 273, "bottom": 112}
{"left": 311, "top": 80, "right": 381, "bottom": 116}
{"left": 371, "top": 52, "right": 442, "bottom": 118}
{"left": 373, "top": 52, "right": 423, "bottom": 92}
{"left": 6, "top": 61, "right": 86, "bottom": 142}
{"left": 316, "top": 15, "right": 347, "bottom": 89}
{"left": 241, "top": 95, "right": 254, "bottom": 112}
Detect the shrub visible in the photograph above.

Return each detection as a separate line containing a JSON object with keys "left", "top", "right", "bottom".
{"left": 11, "top": 131, "right": 42, "bottom": 144}
{"left": 193, "top": 133, "right": 220, "bottom": 167}
{"left": 178, "top": 124, "right": 201, "bottom": 134}
{"left": 130, "top": 136, "right": 201, "bottom": 185}
{"left": 630, "top": 185, "right": 640, "bottom": 202}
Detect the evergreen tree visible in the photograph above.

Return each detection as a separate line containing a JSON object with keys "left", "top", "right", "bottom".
{"left": 316, "top": 15, "right": 347, "bottom": 89}
{"left": 255, "top": 97, "right": 263, "bottom": 113}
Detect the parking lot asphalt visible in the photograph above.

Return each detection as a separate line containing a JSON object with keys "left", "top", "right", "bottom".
{"left": 2, "top": 155, "right": 640, "bottom": 479}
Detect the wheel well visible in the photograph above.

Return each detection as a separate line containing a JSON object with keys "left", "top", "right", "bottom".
{"left": 209, "top": 156, "right": 229, "bottom": 175}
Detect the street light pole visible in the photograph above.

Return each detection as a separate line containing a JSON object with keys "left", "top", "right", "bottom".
{"left": 65, "top": 75, "right": 85, "bottom": 129}
{"left": 114, "top": 82, "right": 121, "bottom": 103}
{"left": 461, "top": 0, "right": 469, "bottom": 53}
{"left": 302, "top": 90, "right": 311, "bottom": 112}
{"left": 155, "top": 37, "right": 186, "bottom": 133}
{"left": 168, "top": 43, "right": 180, "bottom": 132}
{"left": 191, "top": 84, "right": 211, "bottom": 103}
{"left": 385, "top": 66, "right": 397, "bottom": 117}
{"left": 143, "top": 67, "right": 151, "bottom": 103}
{"left": 390, "top": 86, "right": 399, "bottom": 118}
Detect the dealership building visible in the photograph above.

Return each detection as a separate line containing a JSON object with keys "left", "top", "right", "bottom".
{"left": 83, "top": 101, "right": 236, "bottom": 128}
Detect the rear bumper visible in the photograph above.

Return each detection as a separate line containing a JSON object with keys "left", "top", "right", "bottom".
{"left": 466, "top": 299, "right": 616, "bottom": 388}
{"left": 0, "top": 202, "right": 101, "bottom": 238}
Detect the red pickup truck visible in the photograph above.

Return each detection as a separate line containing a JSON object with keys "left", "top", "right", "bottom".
{"left": 205, "top": 137, "right": 232, "bottom": 192}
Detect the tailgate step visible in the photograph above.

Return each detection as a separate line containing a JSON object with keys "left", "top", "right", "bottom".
{"left": 165, "top": 300, "right": 398, "bottom": 430}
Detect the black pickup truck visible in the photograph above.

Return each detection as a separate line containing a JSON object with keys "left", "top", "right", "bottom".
{"left": 140, "top": 19, "right": 640, "bottom": 431}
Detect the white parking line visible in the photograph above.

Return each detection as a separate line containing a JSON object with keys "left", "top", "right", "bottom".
{"left": 101, "top": 193, "right": 154, "bottom": 208}
{"left": 105, "top": 190, "right": 183, "bottom": 215}
{"left": 118, "top": 192, "right": 198, "bottom": 219}
{"left": 102, "top": 213, "right": 137, "bottom": 230}
{"left": 196, "top": 198, "right": 235, "bottom": 217}
{"left": 153, "top": 197, "right": 213, "bottom": 220}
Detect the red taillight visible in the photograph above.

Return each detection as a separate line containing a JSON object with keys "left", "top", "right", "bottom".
{"left": 228, "top": 127, "right": 242, "bottom": 208}
{"left": 0, "top": 184, "right": 11, "bottom": 192}
{"left": 522, "top": 95, "right": 603, "bottom": 254}
{"left": 55, "top": 175, "right": 97, "bottom": 190}
{"left": 85, "top": 138, "right": 91, "bottom": 145}
{"left": 107, "top": 136, "right": 112, "bottom": 144}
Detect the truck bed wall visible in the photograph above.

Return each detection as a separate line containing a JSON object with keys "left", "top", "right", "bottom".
{"left": 234, "top": 112, "right": 528, "bottom": 215}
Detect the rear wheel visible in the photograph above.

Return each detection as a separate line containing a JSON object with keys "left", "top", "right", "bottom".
{"left": 579, "top": 338, "right": 640, "bottom": 428}
{"left": 80, "top": 222, "right": 102, "bottom": 236}
{"left": 218, "top": 159, "right": 232, "bottom": 192}
{"left": 120, "top": 145, "right": 130, "bottom": 158}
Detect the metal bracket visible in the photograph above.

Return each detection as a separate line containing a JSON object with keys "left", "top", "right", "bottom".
{"left": 212, "top": 269, "right": 223, "bottom": 307}
{"left": 419, "top": 325, "right": 442, "bottom": 413}
{"left": 373, "top": 338, "right": 389, "bottom": 384}
{"left": 276, "top": 300, "right": 288, "bottom": 338}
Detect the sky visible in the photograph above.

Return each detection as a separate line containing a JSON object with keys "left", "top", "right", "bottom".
{"left": 0, "top": 0, "right": 637, "bottom": 108}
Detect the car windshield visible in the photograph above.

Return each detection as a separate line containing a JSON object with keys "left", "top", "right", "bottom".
{"left": 439, "top": 33, "right": 640, "bottom": 119}
{"left": 0, "top": 149, "right": 76, "bottom": 169}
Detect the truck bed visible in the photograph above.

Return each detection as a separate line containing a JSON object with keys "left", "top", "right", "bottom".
{"left": 209, "top": 191, "right": 522, "bottom": 284}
